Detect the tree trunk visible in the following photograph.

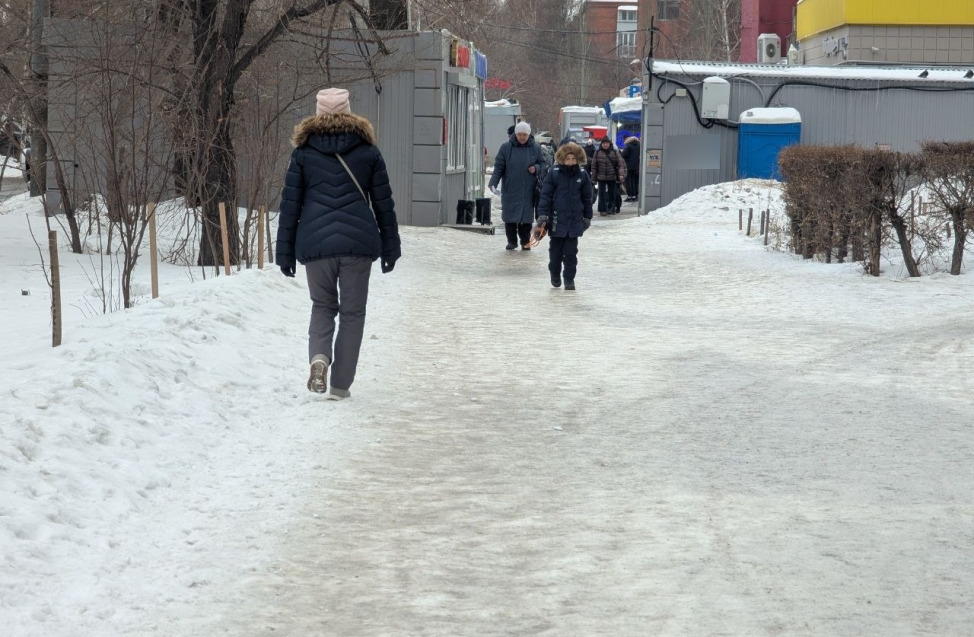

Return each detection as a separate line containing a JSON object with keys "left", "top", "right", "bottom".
{"left": 949, "top": 210, "right": 967, "bottom": 276}
{"left": 887, "top": 209, "right": 921, "bottom": 277}
{"left": 196, "top": 122, "right": 240, "bottom": 267}
{"left": 867, "top": 212, "right": 882, "bottom": 276}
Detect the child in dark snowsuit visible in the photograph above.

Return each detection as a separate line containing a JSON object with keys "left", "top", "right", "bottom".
{"left": 535, "top": 142, "right": 593, "bottom": 290}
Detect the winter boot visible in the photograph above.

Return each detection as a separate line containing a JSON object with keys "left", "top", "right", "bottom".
{"left": 551, "top": 273, "right": 562, "bottom": 288}
{"left": 307, "top": 355, "right": 329, "bottom": 393}
{"left": 564, "top": 280, "right": 576, "bottom": 291}
{"left": 327, "top": 388, "right": 351, "bottom": 401}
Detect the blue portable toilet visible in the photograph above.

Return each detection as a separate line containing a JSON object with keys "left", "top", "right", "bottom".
{"left": 737, "top": 107, "right": 801, "bottom": 179}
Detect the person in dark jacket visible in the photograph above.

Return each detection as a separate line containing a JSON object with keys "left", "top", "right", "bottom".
{"left": 590, "top": 136, "right": 626, "bottom": 215}
{"left": 620, "top": 136, "right": 641, "bottom": 202}
{"left": 276, "top": 87, "right": 401, "bottom": 400}
{"left": 583, "top": 138, "right": 596, "bottom": 163}
{"left": 488, "top": 121, "right": 546, "bottom": 250}
{"left": 535, "top": 142, "right": 593, "bottom": 290}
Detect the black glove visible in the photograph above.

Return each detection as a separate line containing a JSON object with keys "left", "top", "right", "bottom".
{"left": 381, "top": 258, "right": 396, "bottom": 274}
{"left": 277, "top": 255, "right": 296, "bottom": 277}
{"left": 536, "top": 216, "right": 548, "bottom": 226}
{"left": 582, "top": 218, "right": 591, "bottom": 229}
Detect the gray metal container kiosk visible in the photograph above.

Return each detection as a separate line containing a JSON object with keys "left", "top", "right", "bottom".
{"left": 640, "top": 61, "right": 974, "bottom": 214}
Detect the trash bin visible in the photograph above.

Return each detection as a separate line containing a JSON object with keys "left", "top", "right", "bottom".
{"left": 475, "top": 198, "right": 491, "bottom": 225}
{"left": 737, "top": 107, "right": 801, "bottom": 179}
{"left": 456, "top": 200, "right": 474, "bottom": 224}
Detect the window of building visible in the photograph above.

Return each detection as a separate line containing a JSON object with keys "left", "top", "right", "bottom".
{"left": 447, "top": 84, "right": 469, "bottom": 171}
{"left": 617, "top": 32, "right": 636, "bottom": 58}
{"left": 618, "top": 9, "right": 637, "bottom": 24}
{"left": 658, "top": 0, "right": 679, "bottom": 21}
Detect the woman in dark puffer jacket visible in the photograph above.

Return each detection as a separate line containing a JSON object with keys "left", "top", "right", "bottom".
{"left": 276, "top": 88, "right": 401, "bottom": 400}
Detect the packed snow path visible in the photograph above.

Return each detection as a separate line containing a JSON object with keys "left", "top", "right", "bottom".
{"left": 3, "top": 184, "right": 972, "bottom": 635}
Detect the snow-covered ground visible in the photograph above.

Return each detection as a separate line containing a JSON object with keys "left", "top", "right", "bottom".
{"left": 2, "top": 181, "right": 973, "bottom": 636}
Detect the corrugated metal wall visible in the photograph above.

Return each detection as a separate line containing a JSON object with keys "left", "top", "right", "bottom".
{"left": 349, "top": 72, "right": 417, "bottom": 224}
{"left": 645, "top": 64, "right": 974, "bottom": 211}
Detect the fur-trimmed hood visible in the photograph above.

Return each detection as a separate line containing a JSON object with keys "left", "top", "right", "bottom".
{"left": 291, "top": 112, "right": 377, "bottom": 152}
{"left": 555, "top": 141, "right": 587, "bottom": 165}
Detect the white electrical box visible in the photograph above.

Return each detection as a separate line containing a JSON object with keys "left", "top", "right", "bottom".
{"left": 701, "top": 76, "right": 730, "bottom": 119}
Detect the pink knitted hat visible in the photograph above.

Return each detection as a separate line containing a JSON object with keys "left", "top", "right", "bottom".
{"left": 315, "top": 88, "right": 351, "bottom": 115}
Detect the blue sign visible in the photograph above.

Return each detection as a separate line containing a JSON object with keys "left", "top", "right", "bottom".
{"left": 628, "top": 84, "right": 642, "bottom": 98}
{"left": 474, "top": 51, "right": 488, "bottom": 80}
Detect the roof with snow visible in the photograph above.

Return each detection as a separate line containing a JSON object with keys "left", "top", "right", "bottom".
{"left": 652, "top": 60, "right": 974, "bottom": 84}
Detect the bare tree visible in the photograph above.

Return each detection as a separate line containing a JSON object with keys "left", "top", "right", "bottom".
{"left": 921, "top": 141, "right": 974, "bottom": 276}
{"left": 679, "top": 0, "right": 742, "bottom": 62}
{"left": 861, "top": 149, "right": 924, "bottom": 277}
{"left": 153, "top": 0, "right": 396, "bottom": 267}
{"left": 26, "top": 16, "right": 178, "bottom": 309}
{"left": 369, "top": 0, "right": 408, "bottom": 29}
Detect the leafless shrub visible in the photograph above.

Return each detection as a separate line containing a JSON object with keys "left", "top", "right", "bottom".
{"left": 920, "top": 141, "right": 974, "bottom": 275}
{"left": 779, "top": 145, "right": 864, "bottom": 264}
{"left": 859, "top": 149, "right": 925, "bottom": 277}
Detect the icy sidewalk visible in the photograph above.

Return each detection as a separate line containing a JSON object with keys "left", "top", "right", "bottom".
{"left": 223, "top": 213, "right": 974, "bottom": 635}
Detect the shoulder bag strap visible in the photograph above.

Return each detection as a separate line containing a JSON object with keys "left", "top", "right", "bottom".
{"left": 335, "top": 153, "right": 368, "bottom": 203}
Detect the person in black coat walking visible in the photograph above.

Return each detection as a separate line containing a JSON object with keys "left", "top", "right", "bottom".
{"left": 535, "top": 142, "right": 593, "bottom": 290}
{"left": 620, "top": 136, "right": 641, "bottom": 202}
{"left": 276, "top": 87, "right": 401, "bottom": 399}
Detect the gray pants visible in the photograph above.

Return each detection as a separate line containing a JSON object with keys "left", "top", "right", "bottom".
{"left": 305, "top": 256, "right": 372, "bottom": 391}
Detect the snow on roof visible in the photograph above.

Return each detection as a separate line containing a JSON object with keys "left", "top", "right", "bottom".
{"left": 561, "top": 105, "right": 605, "bottom": 114}
{"left": 652, "top": 60, "right": 974, "bottom": 84}
{"left": 485, "top": 99, "right": 515, "bottom": 108}
{"left": 608, "top": 96, "right": 641, "bottom": 113}
{"left": 739, "top": 107, "right": 802, "bottom": 124}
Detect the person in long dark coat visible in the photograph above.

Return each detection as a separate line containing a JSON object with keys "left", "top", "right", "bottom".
{"left": 535, "top": 142, "right": 593, "bottom": 290}
{"left": 621, "top": 136, "right": 641, "bottom": 202}
{"left": 488, "top": 121, "right": 546, "bottom": 250}
{"left": 276, "top": 88, "right": 401, "bottom": 400}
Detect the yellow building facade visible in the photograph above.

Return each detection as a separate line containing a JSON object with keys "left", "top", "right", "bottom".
{"left": 795, "top": 0, "right": 974, "bottom": 65}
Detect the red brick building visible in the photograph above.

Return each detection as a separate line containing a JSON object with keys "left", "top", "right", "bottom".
{"left": 630, "top": 0, "right": 796, "bottom": 63}
{"left": 637, "top": 0, "right": 687, "bottom": 60}
{"left": 584, "top": 0, "right": 646, "bottom": 62}
{"left": 740, "top": 0, "right": 798, "bottom": 63}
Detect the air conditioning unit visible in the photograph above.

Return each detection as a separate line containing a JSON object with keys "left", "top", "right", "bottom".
{"left": 757, "top": 33, "right": 781, "bottom": 64}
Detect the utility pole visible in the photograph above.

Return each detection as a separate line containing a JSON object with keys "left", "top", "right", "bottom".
{"left": 579, "top": 3, "right": 587, "bottom": 104}
{"left": 29, "top": 0, "right": 49, "bottom": 198}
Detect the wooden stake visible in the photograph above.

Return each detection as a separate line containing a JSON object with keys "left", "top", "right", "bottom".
{"left": 148, "top": 202, "right": 159, "bottom": 298}
{"left": 265, "top": 207, "right": 274, "bottom": 262}
{"left": 218, "top": 202, "right": 231, "bottom": 276}
{"left": 739, "top": 208, "right": 743, "bottom": 230}
{"left": 49, "top": 230, "right": 62, "bottom": 347}
{"left": 746, "top": 207, "right": 753, "bottom": 236}
{"left": 764, "top": 210, "right": 770, "bottom": 246}
{"left": 257, "top": 205, "right": 266, "bottom": 270}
